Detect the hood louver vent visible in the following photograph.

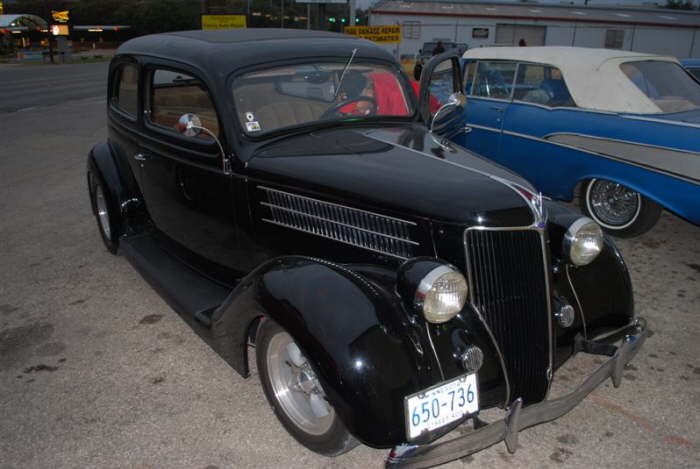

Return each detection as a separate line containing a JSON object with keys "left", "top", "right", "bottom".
{"left": 259, "top": 186, "right": 418, "bottom": 259}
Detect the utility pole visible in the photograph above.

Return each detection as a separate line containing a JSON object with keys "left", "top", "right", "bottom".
{"left": 41, "top": 0, "right": 55, "bottom": 63}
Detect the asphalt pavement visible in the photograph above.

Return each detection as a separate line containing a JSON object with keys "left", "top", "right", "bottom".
{"left": 0, "top": 62, "right": 109, "bottom": 113}
{"left": 0, "top": 63, "right": 699, "bottom": 469}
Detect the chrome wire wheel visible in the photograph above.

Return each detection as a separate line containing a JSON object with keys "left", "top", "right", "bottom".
{"left": 586, "top": 178, "right": 641, "bottom": 229}
{"left": 94, "top": 184, "right": 112, "bottom": 239}
{"left": 265, "top": 331, "right": 335, "bottom": 436}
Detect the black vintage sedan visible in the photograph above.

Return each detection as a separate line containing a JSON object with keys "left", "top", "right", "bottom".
{"left": 87, "top": 29, "right": 649, "bottom": 467}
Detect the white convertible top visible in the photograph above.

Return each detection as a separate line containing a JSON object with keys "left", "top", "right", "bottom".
{"left": 462, "top": 47, "right": 680, "bottom": 113}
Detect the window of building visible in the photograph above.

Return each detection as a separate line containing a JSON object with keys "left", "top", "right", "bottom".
{"left": 514, "top": 64, "right": 576, "bottom": 107}
{"left": 112, "top": 64, "right": 138, "bottom": 117}
{"left": 472, "top": 61, "right": 517, "bottom": 99}
{"left": 403, "top": 21, "right": 421, "bottom": 40}
{"left": 149, "top": 69, "right": 219, "bottom": 139}
{"left": 605, "top": 29, "right": 625, "bottom": 49}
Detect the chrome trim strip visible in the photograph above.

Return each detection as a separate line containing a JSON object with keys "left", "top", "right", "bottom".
{"left": 622, "top": 114, "right": 700, "bottom": 129}
{"left": 496, "top": 129, "right": 700, "bottom": 187}
{"left": 365, "top": 132, "right": 540, "bottom": 224}
{"left": 544, "top": 131, "right": 700, "bottom": 158}
{"left": 565, "top": 264, "right": 587, "bottom": 339}
{"left": 260, "top": 202, "right": 420, "bottom": 246}
{"left": 424, "top": 323, "right": 445, "bottom": 381}
{"left": 467, "top": 123, "right": 501, "bottom": 134}
{"left": 463, "top": 224, "right": 554, "bottom": 405}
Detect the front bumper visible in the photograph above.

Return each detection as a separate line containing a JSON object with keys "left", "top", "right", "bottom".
{"left": 386, "top": 319, "right": 650, "bottom": 469}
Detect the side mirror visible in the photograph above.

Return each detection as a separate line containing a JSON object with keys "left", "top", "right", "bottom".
{"left": 176, "top": 113, "right": 231, "bottom": 174}
{"left": 177, "top": 113, "right": 203, "bottom": 137}
{"left": 430, "top": 92, "right": 466, "bottom": 134}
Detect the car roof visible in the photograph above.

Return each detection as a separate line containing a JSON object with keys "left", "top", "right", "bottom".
{"left": 116, "top": 28, "right": 396, "bottom": 74}
{"left": 463, "top": 46, "right": 680, "bottom": 113}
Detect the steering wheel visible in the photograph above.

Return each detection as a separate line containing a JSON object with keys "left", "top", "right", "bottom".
{"left": 321, "top": 96, "right": 377, "bottom": 119}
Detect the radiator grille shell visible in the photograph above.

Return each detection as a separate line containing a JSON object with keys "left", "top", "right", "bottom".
{"left": 464, "top": 227, "right": 552, "bottom": 404}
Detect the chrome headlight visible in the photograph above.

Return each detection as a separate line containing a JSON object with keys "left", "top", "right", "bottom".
{"left": 564, "top": 217, "right": 604, "bottom": 266}
{"left": 415, "top": 265, "right": 468, "bottom": 323}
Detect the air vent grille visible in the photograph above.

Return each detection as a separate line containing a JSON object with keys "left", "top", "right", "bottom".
{"left": 259, "top": 186, "right": 418, "bottom": 259}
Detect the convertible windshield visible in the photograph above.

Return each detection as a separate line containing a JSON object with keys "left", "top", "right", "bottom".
{"left": 232, "top": 62, "right": 413, "bottom": 135}
{"left": 620, "top": 60, "right": 700, "bottom": 114}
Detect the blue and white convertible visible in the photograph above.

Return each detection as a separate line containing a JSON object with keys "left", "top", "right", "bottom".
{"left": 455, "top": 47, "right": 700, "bottom": 237}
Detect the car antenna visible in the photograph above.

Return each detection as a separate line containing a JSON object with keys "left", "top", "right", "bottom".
{"left": 334, "top": 48, "right": 358, "bottom": 99}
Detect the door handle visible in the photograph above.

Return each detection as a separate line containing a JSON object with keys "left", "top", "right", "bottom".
{"left": 134, "top": 153, "right": 148, "bottom": 161}
{"left": 463, "top": 126, "right": 473, "bottom": 134}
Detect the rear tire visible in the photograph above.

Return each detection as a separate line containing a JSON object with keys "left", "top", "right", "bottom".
{"left": 256, "top": 319, "right": 358, "bottom": 456}
{"left": 88, "top": 170, "right": 120, "bottom": 254}
{"left": 580, "top": 178, "right": 661, "bottom": 238}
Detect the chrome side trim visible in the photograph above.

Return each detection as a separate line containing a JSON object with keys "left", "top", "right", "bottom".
{"left": 258, "top": 186, "right": 418, "bottom": 260}
{"left": 565, "top": 264, "right": 587, "bottom": 339}
{"left": 365, "top": 132, "right": 540, "bottom": 225}
{"left": 463, "top": 224, "right": 554, "bottom": 406}
{"left": 622, "top": 114, "right": 700, "bottom": 129}
{"left": 495, "top": 129, "right": 700, "bottom": 187}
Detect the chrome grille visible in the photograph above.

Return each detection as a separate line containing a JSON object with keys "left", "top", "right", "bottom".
{"left": 259, "top": 186, "right": 418, "bottom": 259}
{"left": 464, "top": 227, "right": 551, "bottom": 404}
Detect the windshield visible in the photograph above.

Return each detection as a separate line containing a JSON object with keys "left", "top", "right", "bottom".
{"left": 232, "top": 62, "right": 414, "bottom": 136}
{"left": 620, "top": 60, "right": 700, "bottom": 114}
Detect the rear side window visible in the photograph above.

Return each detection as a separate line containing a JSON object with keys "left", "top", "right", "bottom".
{"left": 113, "top": 64, "right": 138, "bottom": 117}
{"left": 472, "top": 61, "right": 517, "bottom": 99}
{"left": 149, "top": 69, "right": 219, "bottom": 139}
{"left": 514, "top": 64, "right": 575, "bottom": 107}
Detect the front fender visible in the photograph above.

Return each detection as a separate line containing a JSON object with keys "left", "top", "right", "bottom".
{"left": 209, "top": 256, "right": 441, "bottom": 448}
{"left": 545, "top": 202, "right": 635, "bottom": 364}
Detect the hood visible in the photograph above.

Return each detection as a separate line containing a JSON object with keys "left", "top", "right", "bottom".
{"left": 245, "top": 125, "right": 537, "bottom": 227}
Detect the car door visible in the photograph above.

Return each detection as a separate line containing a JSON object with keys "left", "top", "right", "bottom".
{"left": 499, "top": 62, "right": 579, "bottom": 195}
{"left": 136, "top": 65, "right": 241, "bottom": 271}
{"left": 459, "top": 60, "right": 517, "bottom": 158}
{"left": 419, "top": 51, "right": 465, "bottom": 139}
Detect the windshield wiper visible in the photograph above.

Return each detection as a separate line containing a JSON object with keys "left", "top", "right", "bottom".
{"left": 334, "top": 48, "right": 358, "bottom": 99}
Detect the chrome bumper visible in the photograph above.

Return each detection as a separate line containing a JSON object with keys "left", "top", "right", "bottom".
{"left": 386, "top": 319, "right": 650, "bottom": 469}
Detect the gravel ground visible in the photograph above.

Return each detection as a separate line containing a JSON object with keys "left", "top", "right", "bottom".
{"left": 0, "top": 96, "right": 698, "bottom": 469}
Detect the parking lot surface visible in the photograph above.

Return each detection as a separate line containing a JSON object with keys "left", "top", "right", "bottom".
{"left": 0, "top": 68, "right": 698, "bottom": 468}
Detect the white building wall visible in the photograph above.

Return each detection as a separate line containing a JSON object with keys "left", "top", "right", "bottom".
{"left": 370, "top": 12, "right": 700, "bottom": 59}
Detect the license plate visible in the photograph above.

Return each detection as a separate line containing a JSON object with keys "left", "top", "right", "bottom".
{"left": 404, "top": 373, "right": 479, "bottom": 440}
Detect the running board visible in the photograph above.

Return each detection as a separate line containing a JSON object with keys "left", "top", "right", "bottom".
{"left": 120, "top": 233, "right": 230, "bottom": 327}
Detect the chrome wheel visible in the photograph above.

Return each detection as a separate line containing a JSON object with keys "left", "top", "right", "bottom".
{"left": 586, "top": 179, "right": 641, "bottom": 229}
{"left": 94, "top": 184, "right": 111, "bottom": 239}
{"left": 266, "top": 331, "right": 334, "bottom": 436}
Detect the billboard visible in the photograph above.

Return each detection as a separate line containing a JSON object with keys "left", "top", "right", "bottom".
{"left": 51, "top": 24, "right": 69, "bottom": 36}
{"left": 201, "top": 15, "right": 247, "bottom": 30}
{"left": 344, "top": 25, "right": 401, "bottom": 44}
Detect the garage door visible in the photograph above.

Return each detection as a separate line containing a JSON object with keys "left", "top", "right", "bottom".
{"left": 495, "top": 24, "right": 546, "bottom": 46}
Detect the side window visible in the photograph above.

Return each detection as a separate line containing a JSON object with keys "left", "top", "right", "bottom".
{"left": 463, "top": 61, "right": 477, "bottom": 95}
{"left": 472, "top": 61, "right": 517, "bottom": 99}
{"left": 113, "top": 64, "right": 138, "bottom": 117}
{"left": 149, "top": 69, "right": 219, "bottom": 140}
{"left": 514, "top": 64, "right": 576, "bottom": 107}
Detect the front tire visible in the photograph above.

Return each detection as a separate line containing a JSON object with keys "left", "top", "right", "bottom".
{"left": 88, "top": 170, "right": 120, "bottom": 254}
{"left": 580, "top": 178, "right": 661, "bottom": 238}
{"left": 256, "top": 319, "right": 358, "bottom": 456}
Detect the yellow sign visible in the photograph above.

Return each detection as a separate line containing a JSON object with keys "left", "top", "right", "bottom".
{"left": 52, "top": 10, "right": 70, "bottom": 23}
{"left": 344, "top": 26, "right": 401, "bottom": 44}
{"left": 0, "top": 2, "right": 4, "bottom": 16}
{"left": 201, "top": 15, "right": 247, "bottom": 30}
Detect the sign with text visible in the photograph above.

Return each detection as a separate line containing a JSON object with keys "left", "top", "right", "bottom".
{"left": 344, "top": 25, "right": 401, "bottom": 44}
{"left": 201, "top": 15, "right": 247, "bottom": 30}
{"left": 52, "top": 10, "right": 70, "bottom": 23}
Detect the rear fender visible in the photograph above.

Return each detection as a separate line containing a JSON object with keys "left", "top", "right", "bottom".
{"left": 87, "top": 142, "right": 145, "bottom": 235}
